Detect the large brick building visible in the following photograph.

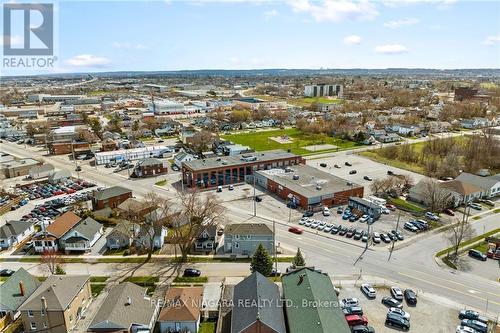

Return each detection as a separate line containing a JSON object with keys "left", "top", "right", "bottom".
{"left": 181, "top": 150, "right": 304, "bottom": 189}
{"left": 254, "top": 164, "right": 363, "bottom": 209}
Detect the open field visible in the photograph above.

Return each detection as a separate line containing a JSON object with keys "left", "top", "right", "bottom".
{"left": 221, "top": 128, "right": 360, "bottom": 155}
{"left": 287, "top": 96, "right": 342, "bottom": 107}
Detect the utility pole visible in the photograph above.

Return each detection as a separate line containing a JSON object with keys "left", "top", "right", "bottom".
{"left": 388, "top": 210, "right": 401, "bottom": 261}
{"left": 273, "top": 217, "right": 277, "bottom": 274}
{"left": 253, "top": 173, "right": 257, "bottom": 216}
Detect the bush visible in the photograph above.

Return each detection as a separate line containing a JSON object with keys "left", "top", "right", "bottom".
{"left": 54, "top": 265, "right": 66, "bottom": 275}
{"left": 123, "top": 249, "right": 130, "bottom": 256}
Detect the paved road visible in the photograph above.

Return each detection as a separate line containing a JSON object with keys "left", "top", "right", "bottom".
{"left": 1, "top": 140, "right": 499, "bottom": 319}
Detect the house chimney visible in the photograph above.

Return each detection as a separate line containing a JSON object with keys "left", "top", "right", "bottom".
{"left": 19, "top": 281, "right": 25, "bottom": 296}
{"left": 41, "top": 297, "right": 47, "bottom": 311}
{"left": 298, "top": 274, "right": 304, "bottom": 285}
{"left": 126, "top": 296, "right": 132, "bottom": 305}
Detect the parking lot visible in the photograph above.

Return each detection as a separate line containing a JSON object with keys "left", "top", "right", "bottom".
{"left": 340, "top": 284, "right": 460, "bottom": 332}
{"left": 306, "top": 153, "right": 425, "bottom": 196}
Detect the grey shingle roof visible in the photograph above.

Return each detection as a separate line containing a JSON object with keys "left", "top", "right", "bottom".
{"left": 456, "top": 172, "right": 500, "bottom": 191}
{"left": 0, "top": 220, "right": 33, "bottom": 238}
{"left": 64, "top": 217, "right": 101, "bottom": 240}
{"left": 19, "top": 275, "right": 90, "bottom": 311}
{"left": 231, "top": 272, "right": 286, "bottom": 333}
{"left": 88, "top": 282, "right": 157, "bottom": 331}
{"left": 93, "top": 186, "right": 132, "bottom": 201}
{"left": 224, "top": 223, "right": 272, "bottom": 236}
{"left": 0, "top": 268, "right": 41, "bottom": 312}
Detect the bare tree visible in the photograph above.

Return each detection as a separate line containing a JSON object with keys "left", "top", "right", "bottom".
{"left": 41, "top": 249, "right": 62, "bottom": 274}
{"left": 189, "top": 130, "right": 216, "bottom": 155}
{"left": 447, "top": 214, "right": 475, "bottom": 259}
{"left": 422, "top": 178, "right": 453, "bottom": 212}
{"left": 121, "top": 193, "right": 173, "bottom": 261}
{"left": 170, "top": 190, "right": 225, "bottom": 262}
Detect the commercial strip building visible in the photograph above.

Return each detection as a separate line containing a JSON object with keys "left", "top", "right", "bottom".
{"left": 1, "top": 158, "right": 41, "bottom": 178}
{"left": 94, "top": 146, "right": 170, "bottom": 165}
{"left": 254, "top": 164, "right": 364, "bottom": 209}
{"left": 304, "top": 84, "right": 343, "bottom": 98}
{"left": 181, "top": 150, "right": 305, "bottom": 189}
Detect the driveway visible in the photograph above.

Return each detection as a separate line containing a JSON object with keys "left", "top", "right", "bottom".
{"left": 87, "top": 228, "right": 113, "bottom": 256}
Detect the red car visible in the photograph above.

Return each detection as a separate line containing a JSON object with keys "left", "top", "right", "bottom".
{"left": 345, "top": 314, "right": 368, "bottom": 327}
{"left": 385, "top": 204, "right": 396, "bottom": 211}
{"left": 443, "top": 208, "right": 455, "bottom": 216}
{"left": 288, "top": 227, "right": 303, "bottom": 235}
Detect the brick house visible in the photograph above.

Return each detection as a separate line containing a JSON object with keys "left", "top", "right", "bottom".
{"left": 132, "top": 158, "right": 168, "bottom": 178}
{"left": 92, "top": 186, "right": 132, "bottom": 210}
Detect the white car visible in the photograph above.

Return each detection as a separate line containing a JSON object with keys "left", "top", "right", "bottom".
{"left": 324, "top": 225, "right": 332, "bottom": 233}
{"left": 359, "top": 215, "right": 369, "bottom": 222}
{"left": 468, "top": 203, "right": 482, "bottom": 210}
{"left": 390, "top": 287, "right": 404, "bottom": 301}
{"left": 425, "top": 212, "right": 440, "bottom": 221}
{"left": 341, "top": 298, "right": 359, "bottom": 308}
{"left": 381, "top": 207, "right": 390, "bottom": 214}
{"left": 360, "top": 283, "right": 376, "bottom": 299}
{"left": 317, "top": 224, "right": 325, "bottom": 231}
{"left": 323, "top": 207, "right": 331, "bottom": 216}
{"left": 372, "top": 232, "right": 381, "bottom": 243}
{"left": 389, "top": 307, "right": 410, "bottom": 320}
{"left": 299, "top": 218, "right": 307, "bottom": 225}
{"left": 456, "top": 326, "right": 478, "bottom": 333}
{"left": 310, "top": 222, "right": 320, "bottom": 229}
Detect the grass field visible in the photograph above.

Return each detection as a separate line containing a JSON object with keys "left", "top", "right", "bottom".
{"left": 199, "top": 321, "right": 216, "bottom": 333}
{"left": 221, "top": 128, "right": 360, "bottom": 155}
{"left": 287, "top": 97, "right": 342, "bottom": 107}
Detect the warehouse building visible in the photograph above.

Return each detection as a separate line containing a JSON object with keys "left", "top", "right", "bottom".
{"left": 182, "top": 150, "right": 304, "bottom": 189}
{"left": 132, "top": 158, "right": 168, "bottom": 178}
{"left": 254, "top": 164, "right": 364, "bottom": 209}
{"left": 94, "top": 146, "right": 170, "bottom": 165}
{"left": 1, "top": 158, "right": 41, "bottom": 178}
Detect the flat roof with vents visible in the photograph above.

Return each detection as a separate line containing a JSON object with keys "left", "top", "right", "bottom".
{"left": 182, "top": 150, "right": 299, "bottom": 172}
{"left": 256, "top": 164, "right": 362, "bottom": 199}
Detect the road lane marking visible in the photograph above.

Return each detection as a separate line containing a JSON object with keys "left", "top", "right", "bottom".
{"left": 401, "top": 267, "right": 500, "bottom": 298}
{"left": 398, "top": 272, "right": 500, "bottom": 306}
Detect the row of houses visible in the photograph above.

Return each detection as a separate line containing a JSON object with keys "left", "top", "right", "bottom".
{"left": 409, "top": 172, "right": 500, "bottom": 207}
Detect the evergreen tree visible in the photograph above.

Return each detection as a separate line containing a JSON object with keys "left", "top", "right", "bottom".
{"left": 292, "top": 248, "right": 306, "bottom": 267}
{"left": 250, "top": 243, "right": 273, "bottom": 276}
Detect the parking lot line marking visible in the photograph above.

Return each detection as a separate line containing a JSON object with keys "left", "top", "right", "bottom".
{"left": 397, "top": 272, "right": 500, "bottom": 306}
{"left": 401, "top": 268, "right": 500, "bottom": 298}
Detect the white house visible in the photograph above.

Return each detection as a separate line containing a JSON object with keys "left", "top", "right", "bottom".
{"left": 59, "top": 217, "right": 103, "bottom": 253}
{"left": 174, "top": 152, "right": 195, "bottom": 169}
{"left": 0, "top": 221, "right": 35, "bottom": 249}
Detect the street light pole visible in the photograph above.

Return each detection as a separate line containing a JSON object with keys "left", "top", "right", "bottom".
{"left": 253, "top": 173, "right": 256, "bottom": 216}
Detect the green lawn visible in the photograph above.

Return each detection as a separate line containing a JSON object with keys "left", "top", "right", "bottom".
{"left": 173, "top": 276, "right": 208, "bottom": 283}
{"left": 473, "top": 242, "right": 489, "bottom": 253}
{"left": 123, "top": 276, "right": 159, "bottom": 286}
{"left": 91, "top": 283, "right": 106, "bottom": 297}
{"left": 221, "top": 128, "right": 360, "bottom": 155}
{"left": 155, "top": 179, "right": 168, "bottom": 186}
{"left": 199, "top": 321, "right": 216, "bottom": 333}
{"left": 436, "top": 228, "right": 500, "bottom": 257}
{"left": 90, "top": 276, "right": 109, "bottom": 283}
{"left": 388, "top": 198, "right": 426, "bottom": 213}
{"left": 286, "top": 97, "right": 343, "bottom": 107}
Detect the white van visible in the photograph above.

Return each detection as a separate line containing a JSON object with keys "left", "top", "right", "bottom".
{"left": 323, "top": 207, "right": 331, "bottom": 216}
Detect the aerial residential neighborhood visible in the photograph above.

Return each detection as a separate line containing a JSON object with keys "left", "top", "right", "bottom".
{"left": 0, "top": 1, "right": 499, "bottom": 333}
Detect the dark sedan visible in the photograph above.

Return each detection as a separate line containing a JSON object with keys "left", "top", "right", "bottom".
{"left": 382, "top": 297, "right": 403, "bottom": 309}
{"left": 404, "top": 289, "right": 417, "bottom": 306}
{"left": 183, "top": 268, "right": 201, "bottom": 277}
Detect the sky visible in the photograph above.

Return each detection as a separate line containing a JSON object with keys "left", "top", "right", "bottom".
{"left": 1, "top": 0, "right": 499, "bottom": 76}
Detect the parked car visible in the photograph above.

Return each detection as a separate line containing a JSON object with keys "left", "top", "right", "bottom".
{"left": 337, "top": 206, "right": 343, "bottom": 214}
{"left": 480, "top": 199, "right": 494, "bottom": 206}
{"left": 380, "top": 233, "right": 392, "bottom": 243}
{"left": 372, "top": 232, "right": 381, "bottom": 244}
{"left": 288, "top": 227, "right": 303, "bottom": 235}
{"left": 363, "top": 176, "right": 373, "bottom": 181}
{"left": 391, "top": 287, "right": 404, "bottom": 300}
{"left": 404, "top": 289, "right": 417, "bottom": 305}
{"left": 444, "top": 208, "right": 455, "bottom": 216}
{"left": 228, "top": 185, "right": 234, "bottom": 190}
{"left": 456, "top": 326, "right": 479, "bottom": 333}
{"left": 388, "top": 307, "right": 410, "bottom": 319}
{"left": 468, "top": 203, "right": 482, "bottom": 210}
{"left": 404, "top": 222, "right": 418, "bottom": 232}
{"left": 323, "top": 207, "right": 331, "bottom": 216}
{"left": 183, "top": 268, "right": 201, "bottom": 277}
{"left": 349, "top": 170, "right": 357, "bottom": 174}
{"left": 254, "top": 196, "right": 262, "bottom": 202}
{"left": 334, "top": 164, "right": 341, "bottom": 168}
{"left": 386, "top": 312, "right": 410, "bottom": 331}
{"left": 303, "top": 210, "right": 314, "bottom": 217}
{"left": 345, "top": 314, "right": 368, "bottom": 327}
{"left": 320, "top": 163, "right": 327, "bottom": 167}
{"left": 460, "top": 320, "right": 487, "bottom": 333}
{"left": 270, "top": 268, "right": 281, "bottom": 277}
{"left": 468, "top": 249, "right": 487, "bottom": 261}
{"left": 216, "top": 186, "right": 222, "bottom": 192}
{"left": 360, "top": 283, "right": 377, "bottom": 299}
{"left": 382, "top": 297, "right": 402, "bottom": 309}
{"left": 0, "top": 269, "right": 15, "bottom": 277}
{"left": 351, "top": 325, "right": 375, "bottom": 333}
{"left": 459, "top": 310, "right": 488, "bottom": 323}
{"left": 341, "top": 298, "right": 360, "bottom": 308}
{"left": 345, "top": 161, "right": 352, "bottom": 166}
{"left": 425, "top": 212, "right": 439, "bottom": 221}
{"left": 386, "top": 204, "right": 396, "bottom": 211}
{"left": 343, "top": 306, "right": 364, "bottom": 316}
{"left": 387, "top": 170, "right": 394, "bottom": 175}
